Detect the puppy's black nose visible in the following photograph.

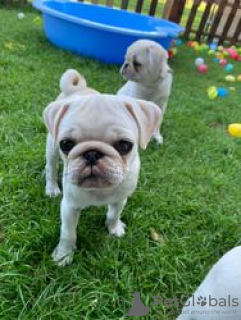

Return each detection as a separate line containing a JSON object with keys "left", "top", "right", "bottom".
{"left": 82, "top": 150, "right": 103, "bottom": 166}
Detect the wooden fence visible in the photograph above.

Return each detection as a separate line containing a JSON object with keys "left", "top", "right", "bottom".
{"left": 164, "top": 0, "right": 241, "bottom": 45}
{"left": 2, "top": 0, "right": 241, "bottom": 45}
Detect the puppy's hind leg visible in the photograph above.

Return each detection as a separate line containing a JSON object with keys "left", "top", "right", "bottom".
{"left": 106, "top": 199, "right": 127, "bottom": 237}
{"left": 153, "top": 102, "right": 166, "bottom": 145}
{"left": 45, "top": 134, "right": 61, "bottom": 197}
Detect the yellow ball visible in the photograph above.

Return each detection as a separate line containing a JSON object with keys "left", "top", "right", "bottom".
{"left": 225, "top": 75, "right": 236, "bottom": 82}
{"left": 228, "top": 124, "right": 241, "bottom": 137}
{"left": 237, "top": 75, "right": 241, "bottom": 82}
{"left": 216, "top": 52, "right": 223, "bottom": 59}
{"left": 207, "top": 86, "right": 218, "bottom": 99}
{"left": 171, "top": 48, "right": 177, "bottom": 55}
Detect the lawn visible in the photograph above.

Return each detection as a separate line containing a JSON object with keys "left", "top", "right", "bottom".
{"left": 0, "top": 7, "right": 241, "bottom": 320}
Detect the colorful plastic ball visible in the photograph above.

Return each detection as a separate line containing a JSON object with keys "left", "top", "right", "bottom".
{"left": 201, "top": 44, "right": 209, "bottom": 50}
{"left": 209, "top": 42, "right": 218, "bottom": 50}
{"left": 237, "top": 75, "right": 241, "bottom": 82}
{"left": 171, "top": 48, "right": 177, "bottom": 55}
{"left": 217, "top": 87, "right": 228, "bottom": 97}
{"left": 208, "top": 50, "right": 216, "bottom": 56}
{"left": 219, "top": 59, "right": 227, "bottom": 66}
{"left": 168, "top": 50, "right": 174, "bottom": 59}
{"left": 187, "top": 41, "right": 194, "bottom": 47}
{"left": 195, "top": 57, "right": 205, "bottom": 67}
{"left": 175, "top": 39, "right": 183, "bottom": 46}
{"left": 223, "top": 50, "right": 229, "bottom": 57}
{"left": 225, "top": 75, "right": 236, "bottom": 82}
{"left": 216, "top": 52, "right": 224, "bottom": 59}
{"left": 225, "top": 64, "right": 234, "bottom": 72}
{"left": 213, "top": 58, "right": 220, "bottom": 63}
{"left": 207, "top": 86, "right": 218, "bottom": 99}
{"left": 17, "top": 12, "right": 25, "bottom": 19}
{"left": 192, "top": 41, "right": 199, "bottom": 48}
{"left": 228, "top": 124, "right": 241, "bottom": 137}
{"left": 197, "top": 64, "right": 207, "bottom": 73}
{"left": 195, "top": 45, "right": 202, "bottom": 52}
{"left": 230, "top": 51, "right": 238, "bottom": 59}
{"left": 218, "top": 45, "right": 224, "bottom": 51}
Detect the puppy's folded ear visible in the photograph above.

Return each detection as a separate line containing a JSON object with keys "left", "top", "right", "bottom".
{"left": 43, "top": 101, "right": 70, "bottom": 140}
{"left": 124, "top": 98, "right": 162, "bottom": 149}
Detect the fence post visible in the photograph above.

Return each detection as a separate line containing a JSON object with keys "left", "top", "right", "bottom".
{"left": 207, "top": 0, "right": 228, "bottom": 43}
{"left": 184, "top": 0, "right": 201, "bottom": 38}
{"left": 219, "top": 0, "right": 240, "bottom": 44}
{"left": 163, "top": 0, "right": 186, "bottom": 23}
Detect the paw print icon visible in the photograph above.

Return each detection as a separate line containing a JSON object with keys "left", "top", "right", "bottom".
{"left": 197, "top": 296, "right": 207, "bottom": 307}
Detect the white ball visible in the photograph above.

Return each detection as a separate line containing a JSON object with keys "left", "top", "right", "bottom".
{"left": 195, "top": 57, "right": 204, "bottom": 67}
{"left": 18, "top": 12, "right": 25, "bottom": 20}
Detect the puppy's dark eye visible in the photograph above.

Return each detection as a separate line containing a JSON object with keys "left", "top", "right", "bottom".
{"left": 59, "top": 139, "right": 75, "bottom": 155}
{"left": 114, "top": 140, "right": 133, "bottom": 155}
{"left": 133, "top": 61, "right": 142, "bottom": 69}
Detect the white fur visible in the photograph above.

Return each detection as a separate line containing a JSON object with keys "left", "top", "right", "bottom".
{"left": 177, "top": 246, "right": 241, "bottom": 320}
{"left": 44, "top": 76, "right": 161, "bottom": 266}
{"left": 118, "top": 39, "right": 173, "bottom": 144}
{"left": 45, "top": 69, "right": 98, "bottom": 197}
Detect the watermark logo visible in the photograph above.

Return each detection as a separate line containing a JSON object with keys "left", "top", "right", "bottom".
{"left": 120, "top": 292, "right": 150, "bottom": 317}
{"left": 197, "top": 296, "right": 207, "bottom": 307}
{"left": 120, "top": 292, "right": 239, "bottom": 318}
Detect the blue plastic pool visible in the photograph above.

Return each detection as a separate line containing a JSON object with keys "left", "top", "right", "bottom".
{"left": 33, "top": 0, "right": 184, "bottom": 64}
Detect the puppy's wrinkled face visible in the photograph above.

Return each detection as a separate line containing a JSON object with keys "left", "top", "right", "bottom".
{"left": 57, "top": 96, "right": 139, "bottom": 190}
{"left": 120, "top": 40, "right": 168, "bottom": 84}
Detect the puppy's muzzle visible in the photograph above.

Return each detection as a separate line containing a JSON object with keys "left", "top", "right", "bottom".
{"left": 82, "top": 150, "right": 103, "bottom": 166}
{"left": 67, "top": 141, "right": 125, "bottom": 188}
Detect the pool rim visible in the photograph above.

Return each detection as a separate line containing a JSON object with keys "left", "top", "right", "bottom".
{"left": 33, "top": 0, "right": 184, "bottom": 38}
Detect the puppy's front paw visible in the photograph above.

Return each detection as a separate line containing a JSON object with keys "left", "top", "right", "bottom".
{"left": 52, "top": 243, "right": 76, "bottom": 266}
{"left": 153, "top": 133, "right": 163, "bottom": 145}
{"left": 107, "top": 220, "right": 126, "bottom": 237}
{"left": 46, "top": 183, "right": 61, "bottom": 197}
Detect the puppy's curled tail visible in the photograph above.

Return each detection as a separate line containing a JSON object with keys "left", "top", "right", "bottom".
{"left": 60, "top": 69, "right": 87, "bottom": 96}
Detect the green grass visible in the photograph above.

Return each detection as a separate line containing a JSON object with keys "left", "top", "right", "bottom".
{"left": 0, "top": 7, "right": 241, "bottom": 320}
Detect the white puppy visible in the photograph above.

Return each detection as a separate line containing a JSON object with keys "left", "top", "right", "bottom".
{"left": 118, "top": 39, "right": 173, "bottom": 144}
{"left": 43, "top": 92, "right": 162, "bottom": 266}
{"left": 177, "top": 246, "right": 241, "bottom": 320}
{"left": 45, "top": 69, "right": 98, "bottom": 197}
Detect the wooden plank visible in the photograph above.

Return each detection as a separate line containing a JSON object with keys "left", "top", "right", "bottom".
{"left": 167, "top": 0, "right": 186, "bottom": 23}
{"left": 196, "top": 0, "right": 213, "bottom": 42}
{"left": 207, "top": 0, "right": 228, "bottom": 42}
{"left": 163, "top": 0, "right": 175, "bottom": 19}
{"left": 184, "top": 0, "right": 202, "bottom": 38}
{"left": 149, "top": 0, "right": 158, "bottom": 16}
{"left": 219, "top": 0, "right": 240, "bottom": 44}
{"left": 135, "top": 0, "right": 144, "bottom": 13}
{"left": 121, "top": 0, "right": 129, "bottom": 10}
{"left": 230, "top": 15, "right": 241, "bottom": 44}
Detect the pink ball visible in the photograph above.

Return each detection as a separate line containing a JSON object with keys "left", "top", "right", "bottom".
{"left": 230, "top": 52, "right": 238, "bottom": 59}
{"left": 219, "top": 58, "right": 227, "bottom": 66}
{"left": 197, "top": 64, "right": 208, "bottom": 73}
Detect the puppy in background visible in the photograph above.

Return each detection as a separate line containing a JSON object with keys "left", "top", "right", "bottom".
{"left": 118, "top": 39, "right": 173, "bottom": 144}
{"left": 45, "top": 69, "right": 98, "bottom": 197}
{"left": 177, "top": 246, "right": 241, "bottom": 320}
{"left": 44, "top": 92, "right": 162, "bottom": 266}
